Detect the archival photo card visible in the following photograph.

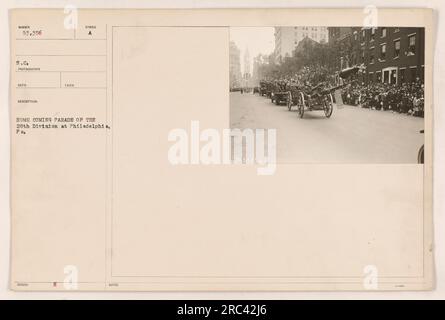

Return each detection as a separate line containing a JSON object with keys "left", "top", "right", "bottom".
{"left": 9, "top": 8, "right": 434, "bottom": 291}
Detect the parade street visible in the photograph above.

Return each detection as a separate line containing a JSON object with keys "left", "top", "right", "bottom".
{"left": 230, "top": 92, "right": 424, "bottom": 163}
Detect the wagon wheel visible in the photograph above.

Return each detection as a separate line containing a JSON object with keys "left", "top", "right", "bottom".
{"left": 298, "top": 92, "right": 305, "bottom": 118}
{"left": 324, "top": 93, "right": 334, "bottom": 118}
{"left": 417, "top": 145, "right": 424, "bottom": 164}
{"left": 275, "top": 96, "right": 280, "bottom": 105}
{"left": 287, "top": 91, "right": 293, "bottom": 111}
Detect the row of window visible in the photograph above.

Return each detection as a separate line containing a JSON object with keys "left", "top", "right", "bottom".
{"left": 295, "top": 33, "right": 327, "bottom": 42}
{"left": 356, "top": 34, "right": 417, "bottom": 64}
{"left": 355, "top": 27, "right": 401, "bottom": 41}
{"left": 367, "top": 65, "right": 423, "bottom": 84}
{"left": 298, "top": 27, "right": 327, "bottom": 31}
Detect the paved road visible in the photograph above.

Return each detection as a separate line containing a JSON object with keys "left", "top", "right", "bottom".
{"left": 230, "top": 92, "right": 424, "bottom": 163}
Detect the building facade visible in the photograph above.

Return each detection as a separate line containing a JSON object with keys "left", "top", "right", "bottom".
{"left": 274, "top": 26, "right": 328, "bottom": 63}
{"left": 328, "top": 27, "right": 353, "bottom": 44}
{"left": 328, "top": 27, "right": 425, "bottom": 85}
{"left": 229, "top": 41, "right": 242, "bottom": 88}
{"left": 252, "top": 53, "right": 274, "bottom": 86}
{"left": 243, "top": 48, "right": 251, "bottom": 83}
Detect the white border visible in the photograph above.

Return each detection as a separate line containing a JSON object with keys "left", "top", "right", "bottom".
{"left": 1, "top": 0, "right": 444, "bottom": 300}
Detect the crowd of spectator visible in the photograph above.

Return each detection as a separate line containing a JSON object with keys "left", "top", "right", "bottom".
{"left": 258, "top": 64, "right": 424, "bottom": 118}
{"left": 340, "top": 79, "right": 424, "bottom": 117}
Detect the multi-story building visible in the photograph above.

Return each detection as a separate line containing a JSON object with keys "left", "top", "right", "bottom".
{"left": 241, "top": 48, "right": 254, "bottom": 88}
{"left": 274, "top": 27, "right": 328, "bottom": 63}
{"left": 328, "top": 27, "right": 425, "bottom": 85}
{"left": 252, "top": 55, "right": 261, "bottom": 85}
{"left": 328, "top": 27, "right": 353, "bottom": 44}
{"left": 229, "top": 41, "right": 242, "bottom": 88}
{"left": 252, "top": 54, "right": 273, "bottom": 85}
{"left": 243, "top": 48, "right": 251, "bottom": 80}
{"left": 363, "top": 27, "right": 424, "bottom": 84}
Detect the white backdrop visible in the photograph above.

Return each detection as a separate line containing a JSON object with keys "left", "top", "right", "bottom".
{"left": 1, "top": 0, "right": 444, "bottom": 299}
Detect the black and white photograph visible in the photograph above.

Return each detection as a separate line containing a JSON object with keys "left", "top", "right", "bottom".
{"left": 230, "top": 27, "right": 425, "bottom": 163}
{"left": 2, "top": 3, "right": 442, "bottom": 300}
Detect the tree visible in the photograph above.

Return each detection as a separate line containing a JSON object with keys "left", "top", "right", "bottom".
{"left": 254, "top": 37, "right": 347, "bottom": 80}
